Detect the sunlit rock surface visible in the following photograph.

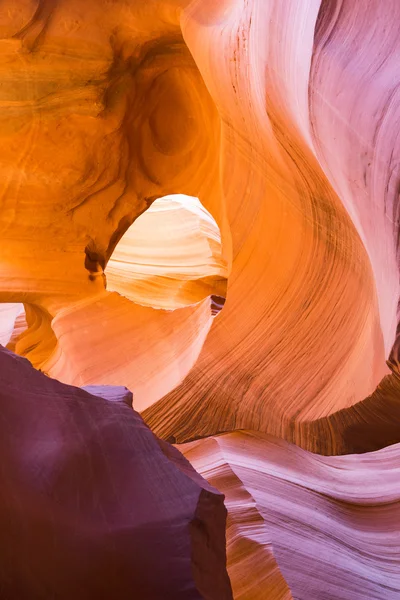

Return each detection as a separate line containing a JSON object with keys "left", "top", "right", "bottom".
{"left": 0, "top": 303, "right": 23, "bottom": 346}
{"left": 0, "top": 0, "right": 225, "bottom": 415}
{"left": 5, "top": 305, "right": 27, "bottom": 351}
{"left": 1, "top": 0, "right": 400, "bottom": 597}
{"left": 1, "top": 0, "right": 399, "bottom": 447}
{"left": 42, "top": 291, "right": 214, "bottom": 411}
{"left": 106, "top": 194, "right": 228, "bottom": 310}
{"left": 145, "top": 0, "right": 400, "bottom": 446}
{"left": 0, "top": 346, "right": 232, "bottom": 599}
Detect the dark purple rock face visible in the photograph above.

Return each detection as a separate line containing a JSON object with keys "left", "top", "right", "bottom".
{"left": 0, "top": 347, "right": 232, "bottom": 600}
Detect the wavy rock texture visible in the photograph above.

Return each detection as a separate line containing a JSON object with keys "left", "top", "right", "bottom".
{"left": 182, "top": 436, "right": 293, "bottom": 600}
{"left": 285, "top": 369, "right": 400, "bottom": 456}
{"left": 1, "top": 1, "right": 400, "bottom": 596}
{"left": 106, "top": 193, "right": 228, "bottom": 310}
{"left": 10, "top": 303, "right": 56, "bottom": 371}
{"left": 145, "top": 0, "right": 400, "bottom": 449}
{"left": 42, "top": 291, "right": 213, "bottom": 411}
{"left": 0, "top": 0, "right": 230, "bottom": 421}
{"left": 0, "top": 346, "right": 232, "bottom": 599}
{"left": 1, "top": 0, "right": 398, "bottom": 448}
{"left": 181, "top": 432, "right": 400, "bottom": 600}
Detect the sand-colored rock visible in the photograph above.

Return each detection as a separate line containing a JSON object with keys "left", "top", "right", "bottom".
{"left": 5, "top": 306, "right": 28, "bottom": 352}
{"left": 41, "top": 291, "right": 213, "bottom": 411}
{"left": 106, "top": 193, "right": 228, "bottom": 310}
{"left": 1, "top": 1, "right": 400, "bottom": 596}
{"left": 1, "top": 0, "right": 396, "bottom": 445}
{"left": 310, "top": 0, "right": 400, "bottom": 356}
{"left": 182, "top": 436, "right": 293, "bottom": 600}
{"left": 145, "top": 0, "right": 400, "bottom": 447}
{"left": 0, "top": 1, "right": 225, "bottom": 414}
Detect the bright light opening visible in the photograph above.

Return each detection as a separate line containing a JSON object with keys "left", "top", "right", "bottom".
{"left": 106, "top": 194, "right": 228, "bottom": 312}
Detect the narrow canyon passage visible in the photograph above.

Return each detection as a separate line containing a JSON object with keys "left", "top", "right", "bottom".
{"left": 0, "top": 1, "right": 400, "bottom": 599}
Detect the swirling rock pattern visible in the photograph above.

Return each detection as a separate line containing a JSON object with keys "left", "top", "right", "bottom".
{"left": 0, "top": 0, "right": 227, "bottom": 421}
{"left": 1, "top": 0, "right": 398, "bottom": 448}
{"left": 106, "top": 193, "right": 228, "bottom": 310}
{"left": 182, "top": 436, "right": 294, "bottom": 600}
{"left": 144, "top": 0, "right": 400, "bottom": 451}
{"left": 1, "top": 0, "right": 400, "bottom": 597}
{"left": 181, "top": 432, "right": 400, "bottom": 600}
{"left": 42, "top": 291, "right": 214, "bottom": 411}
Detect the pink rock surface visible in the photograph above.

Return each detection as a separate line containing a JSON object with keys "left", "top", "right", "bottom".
{"left": 1, "top": 0, "right": 397, "bottom": 449}
{"left": 182, "top": 432, "right": 400, "bottom": 600}
{"left": 144, "top": 0, "right": 396, "bottom": 446}
{"left": 1, "top": 1, "right": 400, "bottom": 596}
{"left": 0, "top": 303, "right": 24, "bottom": 346}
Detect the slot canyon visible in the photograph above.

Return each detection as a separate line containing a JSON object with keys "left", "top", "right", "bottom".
{"left": 0, "top": 0, "right": 400, "bottom": 598}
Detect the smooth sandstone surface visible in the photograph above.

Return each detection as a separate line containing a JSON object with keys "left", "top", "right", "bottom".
{"left": 145, "top": 0, "right": 400, "bottom": 446}
{"left": 0, "top": 346, "right": 232, "bottom": 599}
{"left": 106, "top": 193, "right": 228, "bottom": 310}
{"left": 181, "top": 432, "right": 400, "bottom": 600}
{"left": 1, "top": 1, "right": 400, "bottom": 597}
{"left": 0, "top": 303, "right": 23, "bottom": 345}
{"left": 43, "top": 291, "right": 214, "bottom": 411}
{"left": 0, "top": 0, "right": 398, "bottom": 447}
{"left": 182, "top": 435, "right": 294, "bottom": 600}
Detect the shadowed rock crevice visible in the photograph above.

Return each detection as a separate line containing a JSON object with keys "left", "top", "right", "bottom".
{"left": 0, "top": 346, "right": 233, "bottom": 599}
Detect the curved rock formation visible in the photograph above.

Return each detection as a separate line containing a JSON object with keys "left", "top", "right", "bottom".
{"left": 310, "top": 0, "right": 400, "bottom": 355}
{"left": 10, "top": 303, "right": 56, "bottom": 371}
{"left": 42, "top": 291, "right": 213, "bottom": 411}
{"left": 1, "top": 1, "right": 400, "bottom": 596}
{"left": 0, "top": 0, "right": 229, "bottom": 419}
{"left": 1, "top": 0, "right": 399, "bottom": 449}
{"left": 181, "top": 431, "right": 400, "bottom": 600}
{"left": 106, "top": 193, "right": 228, "bottom": 310}
{"left": 5, "top": 306, "right": 28, "bottom": 352}
{"left": 183, "top": 436, "right": 293, "bottom": 600}
{"left": 289, "top": 369, "right": 400, "bottom": 455}
{"left": 0, "top": 346, "right": 232, "bottom": 599}
{"left": 145, "top": 0, "right": 400, "bottom": 448}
